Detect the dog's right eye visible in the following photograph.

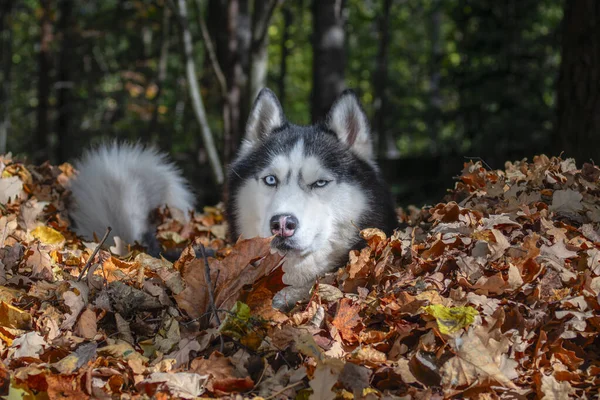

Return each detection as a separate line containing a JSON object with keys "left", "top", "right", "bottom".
{"left": 263, "top": 175, "right": 278, "bottom": 187}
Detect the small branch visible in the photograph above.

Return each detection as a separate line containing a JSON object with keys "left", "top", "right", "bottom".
{"left": 194, "top": 0, "right": 227, "bottom": 98}
{"left": 253, "top": 0, "right": 280, "bottom": 50}
{"left": 78, "top": 227, "right": 112, "bottom": 281}
{"left": 265, "top": 381, "right": 305, "bottom": 400}
{"left": 198, "top": 243, "right": 224, "bottom": 353}
{"left": 174, "top": 0, "right": 224, "bottom": 184}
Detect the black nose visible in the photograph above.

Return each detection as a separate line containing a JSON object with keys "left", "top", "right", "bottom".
{"left": 270, "top": 214, "right": 298, "bottom": 238}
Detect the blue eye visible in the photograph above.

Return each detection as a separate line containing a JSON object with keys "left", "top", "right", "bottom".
{"left": 312, "top": 179, "right": 330, "bottom": 188}
{"left": 263, "top": 175, "right": 278, "bottom": 186}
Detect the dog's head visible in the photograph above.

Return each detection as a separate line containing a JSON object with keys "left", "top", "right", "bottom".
{"left": 227, "top": 88, "right": 379, "bottom": 257}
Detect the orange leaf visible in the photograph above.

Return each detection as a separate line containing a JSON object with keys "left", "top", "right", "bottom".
{"left": 331, "top": 298, "right": 363, "bottom": 343}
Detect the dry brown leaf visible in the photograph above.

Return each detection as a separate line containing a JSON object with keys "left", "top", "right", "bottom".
{"left": 74, "top": 307, "right": 97, "bottom": 339}
{"left": 440, "top": 328, "right": 517, "bottom": 390}
{"left": 331, "top": 298, "right": 363, "bottom": 343}
{"left": 309, "top": 365, "right": 338, "bottom": 400}
{"left": 175, "top": 237, "right": 282, "bottom": 320}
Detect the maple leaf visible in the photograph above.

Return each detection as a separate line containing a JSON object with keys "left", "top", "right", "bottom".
{"left": 11, "top": 332, "right": 47, "bottom": 359}
{"left": 0, "top": 176, "right": 25, "bottom": 204}
{"left": 440, "top": 328, "right": 517, "bottom": 390}
{"left": 46, "top": 374, "right": 90, "bottom": 400}
{"left": 331, "top": 298, "right": 363, "bottom": 343}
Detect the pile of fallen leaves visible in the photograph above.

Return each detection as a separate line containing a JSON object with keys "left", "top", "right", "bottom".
{"left": 0, "top": 153, "right": 599, "bottom": 399}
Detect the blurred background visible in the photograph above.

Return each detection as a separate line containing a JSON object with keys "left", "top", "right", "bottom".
{"left": 0, "top": 0, "right": 598, "bottom": 206}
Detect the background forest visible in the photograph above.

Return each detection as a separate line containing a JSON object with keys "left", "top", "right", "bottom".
{"left": 0, "top": 0, "right": 598, "bottom": 206}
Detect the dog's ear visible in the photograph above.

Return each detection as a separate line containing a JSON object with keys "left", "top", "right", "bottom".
{"left": 244, "top": 88, "right": 285, "bottom": 144}
{"left": 326, "top": 90, "right": 373, "bottom": 161}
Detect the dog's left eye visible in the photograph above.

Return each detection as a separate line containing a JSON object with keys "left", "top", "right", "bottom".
{"left": 263, "top": 175, "right": 278, "bottom": 186}
{"left": 311, "top": 179, "right": 330, "bottom": 189}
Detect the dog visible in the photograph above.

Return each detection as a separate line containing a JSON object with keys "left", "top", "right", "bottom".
{"left": 227, "top": 88, "right": 397, "bottom": 309}
{"left": 68, "top": 88, "right": 397, "bottom": 310}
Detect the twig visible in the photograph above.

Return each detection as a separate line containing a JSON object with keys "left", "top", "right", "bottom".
{"left": 265, "top": 380, "right": 304, "bottom": 400}
{"left": 464, "top": 156, "right": 493, "bottom": 171}
{"left": 194, "top": 0, "right": 227, "bottom": 97}
{"left": 173, "top": 0, "right": 224, "bottom": 184}
{"left": 252, "top": 357, "right": 269, "bottom": 391}
{"left": 78, "top": 226, "right": 112, "bottom": 281}
{"left": 252, "top": 0, "right": 280, "bottom": 50}
{"left": 198, "top": 243, "right": 224, "bottom": 353}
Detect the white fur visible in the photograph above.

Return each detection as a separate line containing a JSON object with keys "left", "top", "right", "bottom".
{"left": 327, "top": 93, "right": 374, "bottom": 161}
{"left": 234, "top": 140, "right": 368, "bottom": 308}
{"left": 69, "top": 142, "right": 194, "bottom": 246}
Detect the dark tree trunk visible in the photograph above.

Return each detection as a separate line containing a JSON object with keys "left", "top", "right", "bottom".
{"left": 555, "top": 0, "right": 600, "bottom": 165}
{"left": 56, "top": 0, "right": 73, "bottom": 163}
{"left": 207, "top": 0, "right": 250, "bottom": 163}
{"left": 36, "top": 0, "right": 53, "bottom": 163}
{"left": 373, "top": 0, "right": 393, "bottom": 160}
{"left": 277, "top": 2, "right": 292, "bottom": 106}
{"left": 245, "top": 0, "right": 278, "bottom": 123}
{"left": 311, "top": 0, "right": 346, "bottom": 123}
{"left": 0, "top": 2, "right": 13, "bottom": 155}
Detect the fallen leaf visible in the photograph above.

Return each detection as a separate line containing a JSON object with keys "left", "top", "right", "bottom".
{"left": 31, "top": 226, "right": 65, "bottom": 245}
{"left": 0, "top": 302, "right": 32, "bottom": 330}
{"left": 423, "top": 305, "right": 479, "bottom": 335}
{"left": 136, "top": 372, "right": 209, "bottom": 399}
{"left": 309, "top": 365, "right": 338, "bottom": 400}
{"left": 331, "top": 298, "right": 363, "bottom": 343}
{"left": 11, "top": 332, "right": 47, "bottom": 359}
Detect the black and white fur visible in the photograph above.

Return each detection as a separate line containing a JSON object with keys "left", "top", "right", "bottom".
{"left": 227, "top": 88, "right": 397, "bottom": 309}
{"left": 68, "top": 142, "right": 194, "bottom": 252}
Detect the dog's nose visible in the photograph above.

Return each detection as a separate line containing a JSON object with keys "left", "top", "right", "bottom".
{"left": 270, "top": 214, "right": 298, "bottom": 238}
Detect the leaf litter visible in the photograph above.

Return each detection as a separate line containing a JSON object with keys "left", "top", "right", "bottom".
{"left": 0, "top": 153, "right": 599, "bottom": 398}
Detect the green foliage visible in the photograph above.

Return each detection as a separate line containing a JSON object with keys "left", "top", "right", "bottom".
{"left": 2, "top": 0, "right": 564, "bottom": 203}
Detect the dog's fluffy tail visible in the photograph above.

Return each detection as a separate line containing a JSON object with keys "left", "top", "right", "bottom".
{"left": 68, "top": 142, "right": 194, "bottom": 248}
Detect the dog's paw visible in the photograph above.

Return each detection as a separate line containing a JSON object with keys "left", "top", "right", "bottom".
{"left": 272, "top": 286, "right": 310, "bottom": 311}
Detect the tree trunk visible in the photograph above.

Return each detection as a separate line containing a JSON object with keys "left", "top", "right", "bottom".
{"left": 176, "top": 0, "right": 224, "bottom": 184}
{"left": 56, "top": 0, "right": 73, "bottom": 163}
{"left": 207, "top": 0, "right": 250, "bottom": 163}
{"left": 0, "top": 2, "right": 13, "bottom": 155}
{"left": 277, "top": 2, "right": 292, "bottom": 105}
{"left": 36, "top": 0, "right": 53, "bottom": 163}
{"left": 245, "top": 0, "right": 278, "bottom": 122}
{"left": 555, "top": 0, "right": 600, "bottom": 165}
{"left": 373, "top": 0, "right": 393, "bottom": 160}
{"left": 311, "top": 0, "right": 346, "bottom": 123}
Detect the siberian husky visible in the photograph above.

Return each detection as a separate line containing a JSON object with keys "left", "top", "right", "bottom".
{"left": 68, "top": 88, "right": 397, "bottom": 310}
{"left": 227, "top": 88, "right": 397, "bottom": 309}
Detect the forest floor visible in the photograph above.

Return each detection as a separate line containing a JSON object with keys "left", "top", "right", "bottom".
{"left": 0, "top": 154, "right": 598, "bottom": 399}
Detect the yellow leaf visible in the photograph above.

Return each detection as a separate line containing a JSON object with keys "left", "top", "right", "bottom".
{"left": 31, "top": 226, "right": 65, "bottom": 245}
{"left": 423, "top": 304, "right": 479, "bottom": 335}
{"left": 0, "top": 302, "right": 32, "bottom": 330}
